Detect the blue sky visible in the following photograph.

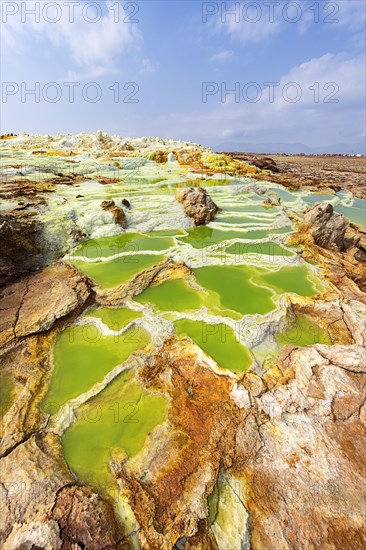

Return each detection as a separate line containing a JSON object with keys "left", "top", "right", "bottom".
{"left": 1, "top": 0, "right": 365, "bottom": 151}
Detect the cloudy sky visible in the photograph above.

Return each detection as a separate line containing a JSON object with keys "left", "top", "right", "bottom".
{"left": 1, "top": 0, "right": 365, "bottom": 151}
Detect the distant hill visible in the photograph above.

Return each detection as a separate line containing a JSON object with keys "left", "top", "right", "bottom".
{"left": 212, "top": 141, "right": 366, "bottom": 155}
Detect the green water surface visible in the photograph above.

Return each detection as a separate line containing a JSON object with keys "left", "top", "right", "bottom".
{"left": 255, "top": 265, "right": 319, "bottom": 297}
{"left": 135, "top": 278, "right": 204, "bottom": 312}
{"left": 71, "top": 254, "right": 166, "bottom": 289}
{"left": 194, "top": 265, "right": 276, "bottom": 317}
{"left": 179, "top": 226, "right": 292, "bottom": 249}
{"left": 85, "top": 306, "right": 142, "bottom": 330}
{"left": 42, "top": 323, "right": 150, "bottom": 412}
{"left": 63, "top": 369, "right": 167, "bottom": 493}
{"left": 175, "top": 319, "right": 252, "bottom": 372}
{"left": 276, "top": 315, "right": 332, "bottom": 347}
{"left": 72, "top": 232, "right": 174, "bottom": 259}
{"left": 225, "top": 241, "right": 295, "bottom": 258}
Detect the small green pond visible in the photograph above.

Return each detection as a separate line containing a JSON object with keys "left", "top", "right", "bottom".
{"left": 42, "top": 323, "right": 150, "bottom": 412}
{"left": 71, "top": 254, "right": 166, "bottom": 289}
{"left": 63, "top": 369, "right": 167, "bottom": 494}
{"left": 276, "top": 315, "right": 332, "bottom": 347}
{"left": 175, "top": 319, "right": 252, "bottom": 373}
{"left": 135, "top": 278, "right": 204, "bottom": 312}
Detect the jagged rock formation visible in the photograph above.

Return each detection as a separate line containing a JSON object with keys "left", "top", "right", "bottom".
{"left": 176, "top": 187, "right": 219, "bottom": 225}
{"left": 100, "top": 200, "right": 127, "bottom": 228}
{"left": 113, "top": 336, "right": 366, "bottom": 549}
{"left": 303, "top": 203, "right": 348, "bottom": 251}
{"left": 291, "top": 211, "right": 366, "bottom": 295}
{"left": 237, "top": 342, "right": 366, "bottom": 550}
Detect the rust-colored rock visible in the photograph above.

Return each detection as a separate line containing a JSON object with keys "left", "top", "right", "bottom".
{"left": 52, "top": 485, "right": 123, "bottom": 550}
{"left": 176, "top": 187, "right": 219, "bottom": 225}
{"left": 118, "top": 338, "right": 237, "bottom": 548}
{"left": 101, "top": 200, "right": 127, "bottom": 228}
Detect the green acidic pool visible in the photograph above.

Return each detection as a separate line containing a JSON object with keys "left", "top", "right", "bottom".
{"left": 334, "top": 204, "right": 366, "bottom": 227}
{"left": 214, "top": 214, "right": 276, "bottom": 225}
{"left": 302, "top": 193, "right": 335, "bottom": 206}
{"left": 71, "top": 254, "right": 166, "bottom": 289}
{"left": 0, "top": 371, "right": 15, "bottom": 419}
{"left": 276, "top": 315, "right": 332, "bottom": 348}
{"left": 41, "top": 323, "right": 150, "bottom": 412}
{"left": 85, "top": 306, "right": 142, "bottom": 330}
{"left": 194, "top": 265, "right": 276, "bottom": 317}
{"left": 225, "top": 241, "right": 295, "bottom": 258}
{"left": 62, "top": 369, "right": 168, "bottom": 494}
{"left": 175, "top": 319, "right": 252, "bottom": 373}
{"left": 135, "top": 278, "right": 204, "bottom": 312}
{"left": 179, "top": 226, "right": 292, "bottom": 249}
{"left": 72, "top": 232, "right": 175, "bottom": 260}
{"left": 254, "top": 265, "right": 320, "bottom": 297}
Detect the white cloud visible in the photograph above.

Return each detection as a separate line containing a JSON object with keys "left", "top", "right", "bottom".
{"left": 2, "top": 0, "right": 141, "bottom": 78}
{"left": 140, "top": 58, "right": 158, "bottom": 74}
{"left": 209, "top": 50, "right": 233, "bottom": 63}
{"left": 211, "top": 1, "right": 283, "bottom": 44}
{"left": 335, "top": 0, "right": 366, "bottom": 32}
{"left": 210, "top": 1, "right": 366, "bottom": 45}
{"left": 153, "top": 52, "right": 365, "bottom": 147}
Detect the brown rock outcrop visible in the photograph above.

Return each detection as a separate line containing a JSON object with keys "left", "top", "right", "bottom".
{"left": 238, "top": 344, "right": 366, "bottom": 550}
{"left": 0, "top": 434, "right": 125, "bottom": 550}
{"left": 101, "top": 200, "right": 127, "bottom": 228}
{"left": 291, "top": 216, "right": 366, "bottom": 295}
{"left": 0, "top": 262, "right": 90, "bottom": 345}
{"left": 52, "top": 485, "right": 122, "bottom": 549}
{"left": 176, "top": 187, "right": 219, "bottom": 225}
{"left": 0, "top": 434, "right": 72, "bottom": 549}
{"left": 0, "top": 211, "right": 45, "bottom": 284}
{"left": 303, "top": 202, "right": 349, "bottom": 251}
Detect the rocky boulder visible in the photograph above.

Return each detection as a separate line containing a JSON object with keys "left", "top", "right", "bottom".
{"left": 0, "top": 262, "right": 90, "bottom": 345}
{"left": 0, "top": 212, "right": 45, "bottom": 284}
{"left": 52, "top": 485, "right": 122, "bottom": 549}
{"left": 303, "top": 202, "right": 349, "bottom": 251}
{"left": 176, "top": 187, "right": 219, "bottom": 225}
{"left": 0, "top": 434, "right": 125, "bottom": 550}
{"left": 250, "top": 156, "right": 279, "bottom": 172}
{"left": 100, "top": 200, "right": 127, "bottom": 228}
